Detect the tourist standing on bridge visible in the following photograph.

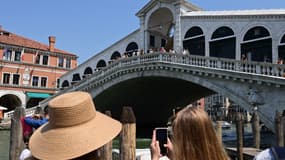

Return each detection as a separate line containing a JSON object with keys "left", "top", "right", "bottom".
{"left": 150, "top": 106, "right": 229, "bottom": 160}
{"left": 27, "top": 91, "right": 122, "bottom": 160}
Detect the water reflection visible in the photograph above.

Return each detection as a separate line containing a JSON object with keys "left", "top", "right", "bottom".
{"left": 0, "top": 130, "right": 9, "bottom": 160}
{"left": 222, "top": 123, "right": 275, "bottom": 149}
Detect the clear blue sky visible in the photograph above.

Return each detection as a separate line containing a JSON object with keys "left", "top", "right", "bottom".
{"left": 0, "top": 0, "right": 284, "bottom": 64}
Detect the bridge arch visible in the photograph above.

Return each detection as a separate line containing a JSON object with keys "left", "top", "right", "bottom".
{"left": 210, "top": 26, "right": 236, "bottom": 59}
{"left": 183, "top": 26, "right": 205, "bottom": 56}
{"left": 90, "top": 67, "right": 254, "bottom": 123}
{"left": 241, "top": 26, "right": 272, "bottom": 62}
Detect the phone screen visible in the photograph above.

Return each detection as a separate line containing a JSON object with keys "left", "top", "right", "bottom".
{"left": 156, "top": 128, "right": 168, "bottom": 155}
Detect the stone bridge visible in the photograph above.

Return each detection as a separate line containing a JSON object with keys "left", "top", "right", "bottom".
{"left": 28, "top": 52, "right": 285, "bottom": 134}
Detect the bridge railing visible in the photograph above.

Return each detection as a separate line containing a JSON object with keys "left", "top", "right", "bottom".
{"left": 4, "top": 52, "right": 285, "bottom": 121}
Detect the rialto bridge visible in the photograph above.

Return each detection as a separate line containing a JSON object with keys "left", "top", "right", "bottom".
{"left": 5, "top": 0, "right": 285, "bottom": 135}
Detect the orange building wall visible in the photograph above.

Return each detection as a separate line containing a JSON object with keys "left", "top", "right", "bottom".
{"left": 0, "top": 47, "right": 77, "bottom": 94}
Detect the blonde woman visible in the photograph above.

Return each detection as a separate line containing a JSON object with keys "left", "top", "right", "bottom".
{"left": 151, "top": 106, "right": 229, "bottom": 160}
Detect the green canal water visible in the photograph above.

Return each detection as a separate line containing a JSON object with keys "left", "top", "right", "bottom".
{"left": 0, "top": 130, "right": 9, "bottom": 160}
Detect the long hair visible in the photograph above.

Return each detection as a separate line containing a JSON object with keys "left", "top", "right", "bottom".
{"left": 172, "top": 106, "right": 229, "bottom": 160}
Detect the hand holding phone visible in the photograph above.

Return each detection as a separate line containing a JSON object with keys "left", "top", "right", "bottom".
{"left": 155, "top": 127, "right": 168, "bottom": 156}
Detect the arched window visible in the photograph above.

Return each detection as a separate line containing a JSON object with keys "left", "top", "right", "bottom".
{"left": 72, "top": 73, "right": 81, "bottom": 82}
{"left": 243, "top": 26, "right": 270, "bottom": 41}
{"left": 241, "top": 26, "right": 272, "bottom": 62}
{"left": 184, "top": 26, "right": 203, "bottom": 39}
{"left": 83, "top": 67, "right": 93, "bottom": 75}
{"left": 111, "top": 51, "right": 121, "bottom": 60}
{"left": 281, "top": 34, "right": 285, "bottom": 44}
{"left": 61, "top": 80, "right": 69, "bottom": 88}
{"left": 278, "top": 34, "right": 285, "bottom": 63}
{"left": 183, "top": 26, "right": 205, "bottom": 56}
{"left": 96, "top": 60, "right": 107, "bottom": 69}
{"left": 126, "top": 42, "right": 138, "bottom": 57}
{"left": 210, "top": 26, "right": 235, "bottom": 59}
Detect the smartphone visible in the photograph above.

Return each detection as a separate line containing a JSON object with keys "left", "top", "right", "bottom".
{"left": 155, "top": 127, "right": 168, "bottom": 155}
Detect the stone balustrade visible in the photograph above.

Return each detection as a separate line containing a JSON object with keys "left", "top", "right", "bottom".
{"left": 3, "top": 52, "right": 285, "bottom": 121}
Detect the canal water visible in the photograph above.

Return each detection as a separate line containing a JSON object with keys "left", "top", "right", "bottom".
{"left": 0, "top": 130, "right": 10, "bottom": 160}
{"left": 0, "top": 123, "right": 275, "bottom": 160}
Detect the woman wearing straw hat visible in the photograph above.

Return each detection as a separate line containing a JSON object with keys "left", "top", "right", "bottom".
{"left": 28, "top": 91, "right": 122, "bottom": 160}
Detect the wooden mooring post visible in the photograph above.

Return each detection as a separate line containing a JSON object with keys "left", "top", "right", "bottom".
{"left": 120, "top": 106, "right": 136, "bottom": 160}
{"left": 275, "top": 110, "right": 284, "bottom": 147}
{"left": 251, "top": 110, "right": 260, "bottom": 149}
{"left": 95, "top": 110, "right": 114, "bottom": 160}
{"left": 9, "top": 106, "right": 25, "bottom": 160}
{"left": 236, "top": 113, "right": 244, "bottom": 160}
{"left": 215, "top": 120, "right": 222, "bottom": 144}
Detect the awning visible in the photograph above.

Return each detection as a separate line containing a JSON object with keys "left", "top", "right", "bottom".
{"left": 27, "top": 92, "right": 51, "bottom": 99}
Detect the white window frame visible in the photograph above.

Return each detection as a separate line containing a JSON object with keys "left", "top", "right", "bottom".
{"left": 12, "top": 73, "right": 20, "bottom": 85}
{"left": 40, "top": 76, "right": 48, "bottom": 88}
{"left": 31, "top": 75, "right": 39, "bottom": 87}
{"left": 2, "top": 72, "right": 11, "bottom": 84}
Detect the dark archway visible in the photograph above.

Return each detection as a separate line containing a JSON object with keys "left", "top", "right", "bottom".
{"left": 278, "top": 34, "right": 285, "bottom": 62}
{"left": 241, "top": 26, "right": 272, "bottom": 62}
{"left": 84, "top": 67, "right": 93, "bottom": 75}
{"left": 62, "top": 80, "right": 69, "bottom": 88}
{"left": 147, "top": 7, "right": 174, "bottom": 50}
{"left": 96, "top": 60, "right": 107, "bottom": 69}
{"left": 83, "top": 67, "right": 93, "bottom": 78}
{"left": 125, "top": 42, "right": 139, "bottom": 57}
{"left": 111, "top": 51, "right": 121, "bottom": 60}
{"left": 210, "top": 26, "right": 235, "bottom": 59}
{"left": 72, "top": 73, "right": 81, "bottom": 81}
{"left": 0, "top": 94, "right": 21, "bottom": 111}
{"left": 183, "top": 26, "right": 205, "bottom": 56}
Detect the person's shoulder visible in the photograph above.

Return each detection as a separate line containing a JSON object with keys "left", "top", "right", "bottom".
{"left": 254, "top": 148, "right": 274, "bottom": 160}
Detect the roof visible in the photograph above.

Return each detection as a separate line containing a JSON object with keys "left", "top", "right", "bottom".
{"left": 0, "top": 29, "right": 76, "bottom": 56}
{"left": 183, "top": 9, "right": 285, "bottom": 17}
{"left": 136, "top": 0, "right": 202, "bottom": 17}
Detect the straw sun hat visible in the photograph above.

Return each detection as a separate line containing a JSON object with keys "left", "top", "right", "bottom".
{"left": 29, "top": 91, "right": 122, "bottom": 160}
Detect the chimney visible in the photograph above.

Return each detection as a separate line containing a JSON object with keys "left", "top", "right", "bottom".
{"left": 48, "top": 36, "right": 56, "bottom": 52}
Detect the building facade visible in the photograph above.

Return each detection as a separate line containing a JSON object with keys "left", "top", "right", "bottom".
{"left": 0, "top": 27, "right": 77, "bottom": 111}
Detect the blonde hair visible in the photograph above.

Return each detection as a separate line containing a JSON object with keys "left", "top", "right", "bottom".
{"left": 172, "top": 106, "right": 229, "bottom": 160}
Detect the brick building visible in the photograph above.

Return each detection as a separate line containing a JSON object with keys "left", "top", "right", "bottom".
{"left": 0, "top": 27, "right": 77, "bottom": 112}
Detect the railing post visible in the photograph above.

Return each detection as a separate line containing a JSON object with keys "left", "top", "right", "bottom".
{"left": 256, "top": 64, "right": 261, "bottom": 74}
{"left": 217, "top": 60, "right": 222, "bottom": 69}
{"left": 9, "top": 106, "right": 25, "bottom": 160}
{"left": 120, "top": 106, "right": 136, "bottom": 160}
{"left": 159, "top": 53, "right": 163, "bottom": 62}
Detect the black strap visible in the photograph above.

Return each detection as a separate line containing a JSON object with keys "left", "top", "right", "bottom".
{"left": 271, "top": 147, "right": 285, "bottom": 160}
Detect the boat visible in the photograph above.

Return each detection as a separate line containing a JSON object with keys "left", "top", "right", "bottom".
{"left": 221, "top": 121, "right": 232, "bottom": 129}
{"left": 213, "top": 121, "right": 232, "bottom": 129}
